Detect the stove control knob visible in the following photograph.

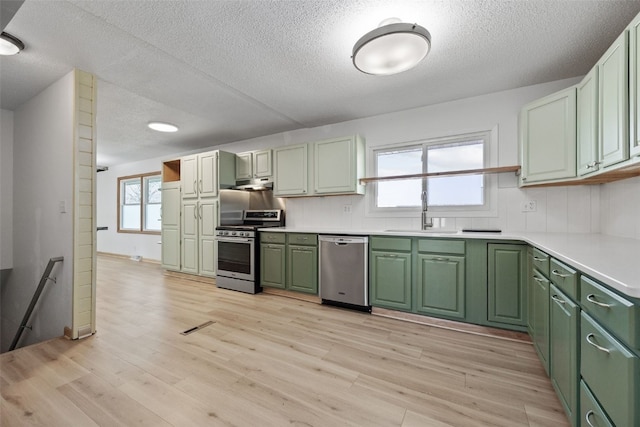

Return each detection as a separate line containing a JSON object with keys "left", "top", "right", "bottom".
{"left": 231, "top": 231, "right": 237, "bottom": 236}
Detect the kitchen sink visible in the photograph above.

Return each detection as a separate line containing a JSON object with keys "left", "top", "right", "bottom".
{"left": 384, "top": 229, "right": 460, "bottom": 234}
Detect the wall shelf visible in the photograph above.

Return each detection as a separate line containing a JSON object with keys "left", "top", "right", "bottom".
{"left": 359, "top": 165, "right": 521, "bottom": 184}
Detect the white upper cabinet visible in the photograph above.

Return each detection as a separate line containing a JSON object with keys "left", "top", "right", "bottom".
{"left": 598, "top": 30, "right": 629, "bottom": 168}
{"left": 235, "top": 152, "right": 253, "bottom": 180}
{"left": 520, "top": 87, "right": 577, "bottom": 184}
{"left": 314, "top": 135, "right": 365, "bottom": 195}
{"left": 577, "top": 67, "right": 599, "bottom": 176}
{"left": 274, "top": 144, "right": 309, "bottom": 196}
{"left": 181, "top": 151, "right": 235, "bottom": 199}
{"left": 236, "top": 149, "right": 272, "bottom": 180}
{"left": 630, "top": 14, "right": 640, "bottom": 158}
{"left": 253, "top": 150, "right": 272, "bottom": 178}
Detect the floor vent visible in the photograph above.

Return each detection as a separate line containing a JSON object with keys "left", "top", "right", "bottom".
{"left": 180, "top": 320, "right": 215, "bottom": 336}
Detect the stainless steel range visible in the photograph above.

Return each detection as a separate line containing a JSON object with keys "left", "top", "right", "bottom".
{"left": 215, "top": 209, "right": 284, "bottom": 294}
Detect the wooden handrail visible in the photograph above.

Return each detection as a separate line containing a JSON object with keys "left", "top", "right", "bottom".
{"left": 359, "top": 165, "right": 521, "bottom": 184}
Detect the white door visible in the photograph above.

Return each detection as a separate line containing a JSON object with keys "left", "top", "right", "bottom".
{"left": 181, "top": 200, "right": 199, "bottom": 274}
{"left": 199, "top": 199, "right": 218, "bottom": 277}
{"left": 199, "top": 151, "right": 218, "bottom": 198}
{"left": 161, "top": 182, "right": 181, "bottom": 271}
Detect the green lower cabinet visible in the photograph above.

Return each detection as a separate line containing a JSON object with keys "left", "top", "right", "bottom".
{"left": 580, "top": 312, "right": 639, "bottom": 427}
{"left": 287, "top": 245, "right": 318, "bottom": 294}
{"left": 487, "top": 244, "right": 528, "bottom": 327}
{"left": 532, "top": 268, "right": 550, "bottom": 374}
{"left": 369, "top": 251, "right": 412, "bottom": 311}
{"left": 580, "top": 380, "right": 613, "bottom": 427}
{"left": 260, "top": 243, "right": 286, "bottom": 289}
{"left": 416, "top": 254, "right": 465, "bottom": 319}
{"left": 549, "top": 285, "right": 578, "bottom": 427}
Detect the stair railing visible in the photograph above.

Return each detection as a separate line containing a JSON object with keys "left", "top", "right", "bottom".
{"left": 9, "top": 256, "right": 64, "bottom": 351}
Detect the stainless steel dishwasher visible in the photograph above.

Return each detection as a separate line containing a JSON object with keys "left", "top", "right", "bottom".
{"left": 319, "top": 235, "right": 369, "bottom": 310}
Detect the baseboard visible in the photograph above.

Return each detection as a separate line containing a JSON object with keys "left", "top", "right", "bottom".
{"left": 163, "top": 270, "right": 217, "bottom": 286}
{"left": 97, "top": 252, "right": 161, "bottom": 264}
{"left": 371, "top": 307, "right": 532, "bottom": 343}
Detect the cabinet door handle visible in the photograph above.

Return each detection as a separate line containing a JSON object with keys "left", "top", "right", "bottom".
{"left": 551, "top": 295, "right": 565, "bottom": 305}
{"left": 193, "top": 180, "right": 197, "bottom": 194}
{"left": 387, "top": 254, "right": 398, "bottom": 258}
{"left": 532, "top": 276, "right": 547, "bottom": 283}
{"left": 199, "top": 180, "right": 203, "bottom": 193}
{"left": 533, "top": 256, "right": 547, "bottom": 262}
{"left": 586, "top": 333, "right": 610, "bottom": 354}
{"left": 584, "top": 410, "right": 596, "bottom": 427}
{"left": 586, "top": 294, "right": 612, "bottom": 308}
{"left": 551, "top": 269, "right": 570, "bottom": 278}
{"left": 434, "top": 257, "right": 450, "bottom": 262}
{"left": 199, "top": 205, "right": 203, "bottom": 219}
{"left": 193, "top": 207, "right": 197, "bottom": 219}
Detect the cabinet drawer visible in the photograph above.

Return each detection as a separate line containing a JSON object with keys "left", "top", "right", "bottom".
{"left": 370, "top": 236, "right": 412, "bottom": 252}
{"left": 417, "top": 239, "right": 465, "bottom": 255}
{"left": 580, "top": 275, "right": 640, "bottom": 351}
{"left": 579, "top": 380, "right": 614, "bottom": 427}
{"left": 531, "top": 248, "right": 550, "bottom": 277}
{"left": 287, "top": 233, "right": 317, "bottom": 246}
{"left": 580, "top": 312, "right": 639, "bottom": 427}
{"left": 549, "top": 258, "right": 578, "bottom": 301}
{"left": 260, "top": 232, "right": 286, "bottom": 244}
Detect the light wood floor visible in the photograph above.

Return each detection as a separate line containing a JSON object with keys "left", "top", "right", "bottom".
{"left": 1, "top": 255, "right": 569, "bottom": 426}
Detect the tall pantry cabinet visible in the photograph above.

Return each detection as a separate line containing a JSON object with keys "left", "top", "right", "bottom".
{"left": 161, "top": 151, "right": 235, "bottom": 277}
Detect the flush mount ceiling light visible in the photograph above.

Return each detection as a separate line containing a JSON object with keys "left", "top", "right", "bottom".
{"left": 148, "top": 121, "right": 179, "bottom": 133}
{"left": 352, "top": 17, "right": 431, "bottom": 76}
{"left": 0, "top": 32, "right": 25, "bottom": 56}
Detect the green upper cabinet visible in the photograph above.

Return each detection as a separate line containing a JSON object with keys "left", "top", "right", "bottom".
{"left": 630, "top": 14, "right": 640, "bottom": 158}
{"left": 273, "top": 143, "right": 309, "bottom": 196}
{"left": 577, "top": 66, "right": 600, "bottom": 176}
{"left": 520, "top": 87, "right": 577, "bottom": 185}
{"left": 487, "top": 244, "right": 527, "bottom": 327}
{"left": 236, "top": 149, "right": 273, "bottom": 180}
{"left": 314, "top": 135, "right": 365, "bottom": 195}
{"left": 598, "top": 30, "right": 629, "bottom": 168}
{"left": 416, "top": 254, "right": 465, "bottom": 319}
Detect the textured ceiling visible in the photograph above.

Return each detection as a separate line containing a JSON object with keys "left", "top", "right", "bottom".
{"left": 1, "top": 0, "right": 640, "bottom": 165}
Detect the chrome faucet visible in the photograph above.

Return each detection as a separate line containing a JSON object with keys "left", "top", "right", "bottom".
{"left": 421, "top": 190, "right": 433, "bottom": 229}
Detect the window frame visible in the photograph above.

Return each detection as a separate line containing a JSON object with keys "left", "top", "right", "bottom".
{"left": 367, "top": 130, "right": 498, "bottom": 218}
{"left": 117, "top": 171, "right": 162, "bottom": 234}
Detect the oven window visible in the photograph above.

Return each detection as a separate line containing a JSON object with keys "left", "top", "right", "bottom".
{"left": 218, "top": 241, "right": 252, "bottom": 274}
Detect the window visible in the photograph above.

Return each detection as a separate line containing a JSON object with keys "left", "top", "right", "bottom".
{"left": 117, "top": 172, "right": 161, "bottom": 233}
{"left": 372, "top": 131, "right": 492, "bottom": 215}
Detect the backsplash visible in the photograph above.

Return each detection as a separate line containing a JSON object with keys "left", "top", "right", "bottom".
{"left": 285, "top": 183, "right": 603, "bottom": 234}
{"left": 600, "top": 175, "right": 640, "bottom": 240}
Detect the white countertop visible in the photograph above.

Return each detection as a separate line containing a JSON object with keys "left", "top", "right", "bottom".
{"left": 261, "top": 227, "right": 640, "bottom": 299}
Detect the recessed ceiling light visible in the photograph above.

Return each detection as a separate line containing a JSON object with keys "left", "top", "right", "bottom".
{"left": 352, "top": 18, "right": 431, "bottom": 76}
{"left": 148, "top": 122, "right": 179, "bottom": 132}
{"left": 0, "top": 32, "right": 25, "bottom": 56}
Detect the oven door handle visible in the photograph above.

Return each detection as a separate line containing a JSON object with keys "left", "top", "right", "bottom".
{"left": 216, "top": 237, "right": 253, "bottom": 243}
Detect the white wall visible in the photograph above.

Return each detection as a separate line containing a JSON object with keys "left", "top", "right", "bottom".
{"left": 0, "top": 109, "right": 14, "bottom": 270}
{"left": 214, "top": 77, "right": 602, "bottom": 234}
{"left": 99, "top": 76, "right": 640, "bottom": 263}
{"left": 96, "top": 156, "right": 175, "bottom": 261}
{"left": 1, "top": 71, "right": 75, "bottom": 352}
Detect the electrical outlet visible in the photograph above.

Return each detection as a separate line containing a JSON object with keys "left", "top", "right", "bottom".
{"left": 521, "top": 200, "right": 537, "bottom": 212}
{"left": 343, "top": 205, "right": 352, "bottom": 214}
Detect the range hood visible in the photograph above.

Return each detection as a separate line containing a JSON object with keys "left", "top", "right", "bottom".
{"left": 234, "top": 177, "right": 273, "bottom": 191}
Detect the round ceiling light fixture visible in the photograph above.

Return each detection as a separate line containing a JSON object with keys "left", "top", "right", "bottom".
{"left": 352, "top": 18, "right": 431, "bottom": 76}
{"left": 148, "top": 121, "right": 179, "bottom": 133}
{"left": 0, "top": 32, "right": 25, "bottom": 56}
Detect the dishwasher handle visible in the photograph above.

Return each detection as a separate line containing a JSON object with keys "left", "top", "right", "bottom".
{"left": 319, "top": 235, "right": 369, "bottom": 245}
